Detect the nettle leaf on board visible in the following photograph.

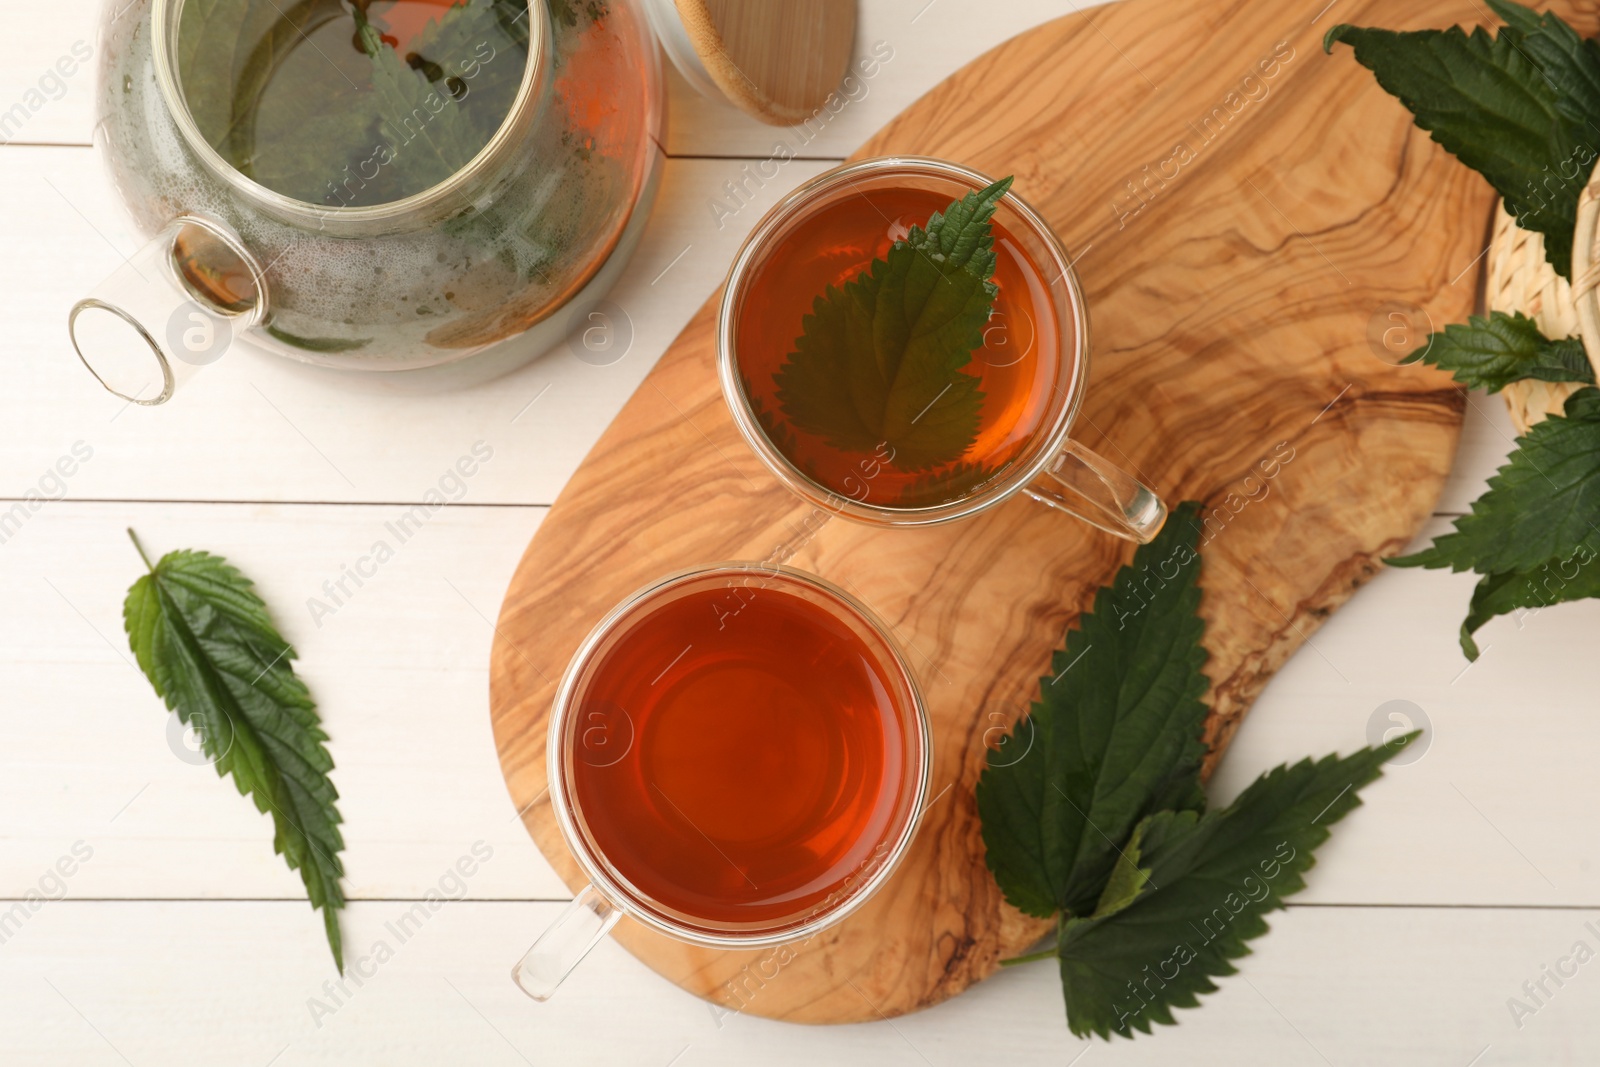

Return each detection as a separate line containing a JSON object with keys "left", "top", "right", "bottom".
{"left": 976, "top": 501, "right": 1414, "bottom": 1039}
{"left": 1484, "top": 0, "right": 1600, "bottom": 130}
{"left": 1326, "top": 3, "right": 1600, "bottom": 278}
{"left": 976, "top": 501, "right": 1211, "bottom": 921}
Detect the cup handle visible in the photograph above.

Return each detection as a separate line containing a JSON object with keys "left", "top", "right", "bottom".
{"left": 1022, "top": 438, "right": 1167, "bottom": 542}
{"left": 511, "top": 883, "right": 621, "bottom": 1001}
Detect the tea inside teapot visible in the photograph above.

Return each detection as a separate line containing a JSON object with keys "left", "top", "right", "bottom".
{"left": 176, "top": 0, "right": 531, "bottom": 209}
{"left": 75, "top": 0, "right": 664, "bottom": 400}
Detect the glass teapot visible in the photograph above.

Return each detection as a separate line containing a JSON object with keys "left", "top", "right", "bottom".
{"left": 75, "top": 0, "right": 665, "bottom": 404}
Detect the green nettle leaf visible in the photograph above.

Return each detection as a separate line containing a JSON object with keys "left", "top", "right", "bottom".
{"left": 1458, "top": 548, "right": 1600, "bottom": 659}
{"left": 1087, "top": 819, "right": 1154, "bottom": 919}
{"left": 220, "top": 0, "right": 354, "bottom": 169}
{"left": 544, "top": 0, "right": 606, "bottom": 31}
{"left": 264, "top": 324, "right": 373, "bottom": 354}
{"left": 406, "top": 0, "right": 526, "bottom": 131}
{"left": 740, "top": 375, "right": 801, "bottom": 459}
{"left": 123, "top": 531, "right": 345, "bottom": 972}
{"left": 1057, "top": 741, "right": 1413, "bottom": 1039}
{"left": 1325, "top": 0, "right": 1600, "bottom": 658}
{"left": 1403, "top": 311, "right": 1596, "bottom": 392}
{"left": 356, "top": 5, "right": 501, "bottom": 194}
{"left": 1485, "top": 0, "right": 1600, "bottom": 129}
{"left": 181, "top": 0, "right": 373, "bottom": 197}
{"left": 180, "top": 0, "right": 524, "bottom": 206}
{"left": 174, "top": 0, "right": 325, "bottom": 147}
{"left": 772, "top": 178, "right": 1011, "bottom": 472}
{"left": 976, "top": 501, "right": 1210, "bottom": 920}
{"left": 1325, "top": 8, "right": 1600, "bottom": 277}
{"left": 495, "top": 0, "right": 536, "bottom": 44}
{"left": 1393, "top": 387, "right": 1600, "bottom": 574}
{"left": 897, "top": 461, "right": 1003, "bottom": 506}
{"left": 975, "top": 500, "right": 1416, "bottom": 1037}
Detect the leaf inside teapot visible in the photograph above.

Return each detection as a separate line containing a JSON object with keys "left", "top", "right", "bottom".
{"left": 174, "top": 0, "right": 532, "bottom": 208}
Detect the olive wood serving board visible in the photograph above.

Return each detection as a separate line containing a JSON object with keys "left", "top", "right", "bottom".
{"left": 491, "top": 0, "right": 1503, "bottom": 1023}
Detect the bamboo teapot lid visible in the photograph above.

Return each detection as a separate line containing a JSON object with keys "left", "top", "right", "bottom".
{"left": 643, "top": 0, "right": 857, "bottom": 126}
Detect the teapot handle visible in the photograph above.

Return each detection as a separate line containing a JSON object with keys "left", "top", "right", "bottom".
{"left": 69, "top": 215, "right": 266, "bottom": 405}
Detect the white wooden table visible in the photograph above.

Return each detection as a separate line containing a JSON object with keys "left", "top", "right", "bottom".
{"left": 3, "top": 2, "right": 1597, "bottom": 1063}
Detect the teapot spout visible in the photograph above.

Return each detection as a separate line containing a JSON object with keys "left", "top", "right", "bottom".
{"left": 69, "top": 215, "right": 266, "bottom": 405}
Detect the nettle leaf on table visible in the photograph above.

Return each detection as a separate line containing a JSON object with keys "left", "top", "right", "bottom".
{"left": 1404, "top": 311, "right": 1595, "bottom": 393}
{"left": 977, "top": 501, "right": 1211, "bottom": 921}
{"left": 1057, "top": 742, "right": 1413, "bottom": 1039}
{"left": 1393, "top": 385, "right": 1600, "bottom": 659}
{"left": 1458, "top": 548, "right": 1600, "bottom": 659}
{"left": 123, "top": 532, "right": 346, "bottom": 972}
{"left": 1393, "top": 387, "right": 1600, "bottom": 575}
{"left": 1325, "top": 0, "right": 1600, "bottom": 278}
{"left": 772, "top": 177, "right": 1011, "bottom": 472}
{"left": 1327, "top": 1, "right": 1600, "bottom": 659}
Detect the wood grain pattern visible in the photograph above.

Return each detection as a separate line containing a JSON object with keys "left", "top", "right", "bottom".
{"left": 491, "top": 0, "right": 1499, "bottom": 1023}
{"left": 680, "top": 0, "right": 857, "bottom": 125}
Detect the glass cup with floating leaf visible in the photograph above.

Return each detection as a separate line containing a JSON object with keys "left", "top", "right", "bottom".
{"left": 718, "top": 156, "right": 1168, "bottom": 541}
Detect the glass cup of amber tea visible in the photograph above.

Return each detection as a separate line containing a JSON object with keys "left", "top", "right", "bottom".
{"left": 718, "top": 156, "right": 1167, "bottom": 541}
{"left": 512, "top": 563, "right": 932, "bottom": 1001}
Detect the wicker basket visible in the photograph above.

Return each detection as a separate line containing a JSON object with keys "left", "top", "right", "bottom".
{"left": 1485, "top": 182, "right": 1600, "bottom": 433}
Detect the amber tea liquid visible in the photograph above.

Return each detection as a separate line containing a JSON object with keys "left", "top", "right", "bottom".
{"left": 734, "top": 184, "right": 1064, "bottom": 509}
{"left": 567, "top": 579, "right": 915, "bottom": 929}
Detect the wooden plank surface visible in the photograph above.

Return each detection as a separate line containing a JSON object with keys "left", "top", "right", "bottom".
{"left": 2, "top": 0, "right": 1598, "bottom": 1061}
{"left": 489, "top": 0, "right": 1505, "bottom": 1024}
{"left": 2, "top": 504, "right": 1596, "bottom": 905}
{"left": 1, "top": 901, "right": 1597, "bottom": 1065}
